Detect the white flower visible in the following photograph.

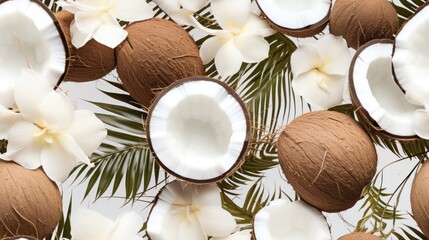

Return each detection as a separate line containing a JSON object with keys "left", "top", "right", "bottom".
{"left": 291, "top": 35, "right": 352, "bottom": 109}
{"left": 212, "top": 230, "right": 251, "bottom": 240}
{"left": 1, "top": 69, "right": 106, "bottom": 183}
{"left": 152, "top": 0, "right": 208, "bottom": 26}
{"left": 0, "top": 87, "right": 20, "bottom": 139}
{"left": 195, "top": 0, "right": 275, "bottom": 78}
{"left": 71, "top": 208, "right": 143, "bottom": 240}
{"left": 57, "top": 0, "right": 154, "bottom": 48}
{"left": 147, "top": 181, "right": 237, "bottom": 239}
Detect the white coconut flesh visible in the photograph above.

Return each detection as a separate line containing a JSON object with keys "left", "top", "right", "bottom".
{"left": 351, "top": 41, "right": 419, "bottom": 137}
{"left": 257, "top": 0, "right": 330, "bottom": 29}
{"left": 148, "top": 79, "right": 249, "bottom": 182}
{"left": 253, "top": 200, "right": 331, "bottom": 240}
{"left": 0, "top": 0, "right": 67, "bottom": 89}
{"left": 393, "top": 5, "right": 429, "bottom": 95}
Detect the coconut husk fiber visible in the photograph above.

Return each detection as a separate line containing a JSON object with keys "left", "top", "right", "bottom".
{"left": 411, "top": 160, "right": 429, "bottom": 237}
{"left": 0, "top": 161, "right": 62, "bottom": 239}
{"left": 277, "top": 111, "right": 377, "bottom": 212}
{"left": 330, "top": 0, "right": 399, "bottom": 49}
{"left": 55, "top": 11, "right": 116, "bottom": 82}
{"left": 115, "top": 18, "right": 206, "bottom": 108}
{"left": 338, "top": 232, "right": 383, "bottom": 240}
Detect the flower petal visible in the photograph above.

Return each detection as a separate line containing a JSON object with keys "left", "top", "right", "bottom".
{"left": 198, "top": 207, "right": 236, "bottom": 237}
{"left": 291, "top": 44, "right": 321, "bottom": 77}
{"left": 39, "top": 91, "right": 74, "bottom": 130}
{"left": 65, "top": 110, "right": 106, "bottom": 156}
{"left": 179, "top": 0, "right": 207, "bottom": 12}
{"left": 317, "top": 35, "right": 352, "bottom": 76}
{"left": 169, "top": 10, "right": 196, "bottom": 26}
{"left": 14, "top": 69, "right": 52, "bottom": 122}
{"left": 0, "top": 107, "right": 20, "bottom": 139}
{"left": 235, "top": 36, "right": 269, "bottom": 63}
{"left": 405, "top": 83, "right": 428, "bottom": 107}
{"left": 178, "top": 218, "right": 206, "bottom": 240}
{"left": 215, "top": 40, "right": 243, "bottom": 78}
{"left": 112, "top": 0, "right": 154, "bottom": 21}
{"left": 152, "top": 0, "right": 181, "bottom": 12}
{"left": 109, "top": 212, "right": 144, "bottom": 240}
{"left": 71, "top": 208, "right": 115, "bottom": 240}
{"left": 200, "top": 36, "right": 225, "bottom": 64}
{"left": 5, "top": 121, "right": 42, "bottom": 169}
{"left": 92, "top": 18, "right": 128, "bottom": 48}
{"left": 241, "top": 14, "right": 275, "bottom": 37}
{"left": 57, "top": 0, "right": 102, "bottom": 13}
{"left": 212, "top": 231, "right": 251, "bottom": 240}
{"left": 59, "top": 134, "right": 93, "bottom": 166}
{"left": 41, "top": 142, "right": 78, "bottom": 183}
{"left": 74, "top": 12, "right": 102, "bottom": 34}
{"left": 211, "top": 0, "right": 250, "bottom": 30}
{"left": 191, "top": 184, "right": 221, "bottom": 208}
{"left": 292, "top": 70, "right": 345, "bottom": 109}
{"left": 71, "top": 20, "right": 94, "bottom": 48}
{"left": 414, "top": 109, "right": 429, "bottom": 139}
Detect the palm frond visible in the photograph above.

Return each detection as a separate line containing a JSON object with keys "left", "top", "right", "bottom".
{"left": 393, "top": 0, "right": 428, "bottom": 24}
{"left": 392, "top": 225, "right": 429, "bottom": 240}
{"left": 70, "top": 80, "right": 162, "bottom": 203}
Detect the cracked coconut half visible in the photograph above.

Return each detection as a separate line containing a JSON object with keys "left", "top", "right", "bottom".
{"left": 350, "top": 39, "right": 419, "bottom": 140}
{"left": 392, "top": 2, "right": 429, "bottom": 101}
{"left": 147, "top": 77, "right": 250, "bottom": 183}
{"left": 0, "top": 0, "right": 68, "bottom": 88}
{"left": 253, "top": 200, "right": 331, "bottom": 240}
{"left": 256, "top": 0, "right": 331, "bottom": 37}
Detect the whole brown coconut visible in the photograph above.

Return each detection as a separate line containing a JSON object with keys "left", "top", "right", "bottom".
{"left": 330, "top": 0, "right": 399, "bottom": 49}
{"left": 338, "top": 232, "right": 383, "bottom": 240}
{"left": 277, "top": 111, "right": 377, "bottom": 212}
{"left": 55, "top": 11, "right": 116, "bottom": 82}
{"left": 116, "top": 18, "right": 205, "bottom": 108}
{"left": 411, "top": 160, "right": 429, "bottom": 237}
{"left": 0, "top": 161, "right": 62, "bottom": 239}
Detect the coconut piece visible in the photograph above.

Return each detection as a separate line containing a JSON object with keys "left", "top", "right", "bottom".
{"left": 116, "top": 18, "right": 205, "bottom": 108}
{"left": 0, "top": 161, "right": 62, "bottom": 239}
{"left": 277, "top": 111, "right": 377, "bottom": 212}
{"left": 256, "top": 0, "right": 331, "bottom": 38}
{"left": 146, "top": 181, "right": 236, "bottom": 240}
{"left": 55, "top": 11, "right": 116, "bottom": 82}
{"left": 0, "top": 0, "right": 69, "bottom": 88}
{"left": 349, "top": 39, "right": 420, "bottom": 141}
{"left": 3, "top": 237, "right": 37, "bottom": 240}
{"left": 392, "top": 2, "right": 429, "bottom": 98}
{"left": 253, "top": 200, "right": 331, "bottom": 240}
{"left": 330, "top": 0, "right": 399, "bottom": 49}
{"left": 411, "top": 160, "right": 429, "bottom": 237}
{"left": 338, "top": 232, "right": 383, "bottom": 240}
{"left": 147, "top": 77, "right": 250, "bottom": 183}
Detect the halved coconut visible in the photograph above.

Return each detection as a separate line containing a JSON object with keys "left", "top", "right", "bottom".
{"left": 0, "top": 0, "right": 68, "bottom": 88}
{"left": 392, "top": 2, "right": 429, "bottom": 98}
{"left": 253, "top": 200, "right": 331, "bottom": 240}
{"left": 3, "top": 237, "right": 37, "bottom": 240}
{"left": 147, "top": 77, "right": 251, "bottom": 183}
{"left": 256, "top": 0, "right": 331, "bottom": 37}
{"left": 349, "top": 39, "right": 420, "bottom": 140}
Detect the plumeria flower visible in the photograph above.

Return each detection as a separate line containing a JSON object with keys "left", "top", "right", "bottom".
{"left": 195, "top": 0, "right": 276, "bottom": 78}
{"left": 0, "top": 87, "right": 19, "bottom": 139}
{"left": 1, "top": 69, "right": 106, "bottom": 183}
{"left": 57, "top": 0, "right": 154, "bottom": 48}
{"left": 71, "top": 208, "right": 143, "bottom": 240}
{"left": 212, "top": 230, "right": 251, "bottom": 240}
{"left": 152, "top": 0, "right": 208, "bottom": 26}
{"left": 291, "top": 34, "right": 352, "bottom": 109}
{"left": 147, "top": 181, "right": 237, "bottom": 239}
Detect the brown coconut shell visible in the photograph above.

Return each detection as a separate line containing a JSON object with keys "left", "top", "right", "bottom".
{"left": 0, "top": 161, "right": 62, "bottom": 239}
{"left": 55, "top": 11, "right": 116, "bottom": 82}
{"left": 349, "top": 39, "right": 420, "bottom": 142}
{"left": 338, "top": 232, "right": 383, "bottom": 240}
{"left": 277, "top": 111, "right": 377, "bottom": 212}
{"left": 256, "top": 0, "right": 331, "bottom": 38}
{"left": 330, "top": 0, "right": 399, "bottom": 49}
{"left": 116, "top": 18, "right": 205, "bottom": 109}
{"left": 146, "top": 77, "right": 251, "bottom": 184}
{"left": 411, "top": 160, "right": 429, "bottom": 237}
